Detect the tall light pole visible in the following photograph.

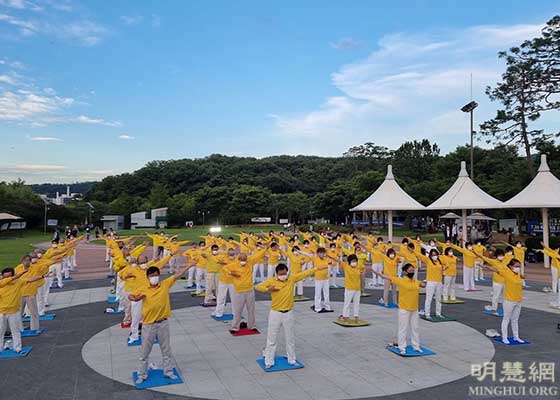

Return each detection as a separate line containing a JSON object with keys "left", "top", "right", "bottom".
{"left": 41, "top": 198, "right": 50, "bottom": 233}
{"left": 197, "top": 210, "right": 210, "bottom": 225}
{"left": 461, "top": 100, "right": 478, "bottom": 180}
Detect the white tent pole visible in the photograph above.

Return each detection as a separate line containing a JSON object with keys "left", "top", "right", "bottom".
{"left": 543, "top": 207, "right": 550, "bottom": 269}
{"left": 462, "top": 209, "right": 468, "bottom": 244}
{"left": 388, "top": 210, "right": 393, "bottom": 242}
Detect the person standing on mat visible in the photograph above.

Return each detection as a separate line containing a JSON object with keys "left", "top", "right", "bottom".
{"left": 481, "top": 258, "right": 525, "bottom": 344}
{"left": 201, "top": 244, "right": 225, "bottom": 305}
{"left": 0, "top": 268, "right": 46, "bottom": 353}
{"left": 223, "top": 249, "right": 267, "bottom": 334}
{"left": 447, "top": 241, "right": 478, "bottom": 291}
{"left": 539, "top": 242, "right": 560, "bottom": 305}
{"left": 311, "top": 247, "right": 332, "bottom": 313}
{"left": 333, "top": 254, "right": 364, "bottom": 322}
{"left": 284, "top": 245, "right": 311, "bottom": 298}
{"left": 369, "top": 247, "right": 400, "bottom": 306}
{"left": 372, "top": 263, "right": 426, "bottom": 354}
{"left": 440, "top": 246, "right": 458, "bottom": 301}
{"left": 255, "top": 262, "right": 326, "bottom": 368}
{"left": 213, "top": 248, "right": 236, "bottom": 318}
{"left": 413, "top": 247, "right": 446, "bottom": 319}
{"left": 129, "top": 262, "right": 194, "bottom": 384}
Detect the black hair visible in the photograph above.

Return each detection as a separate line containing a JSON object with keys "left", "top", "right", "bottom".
{"left": 402, "top": 263, "right": 415, "bottom": 273}
{"left": 465, "top": 241, "right": 473, "bottom": 247}
{"left": 198, "top": 241, "right": 205, "bottom": 246}
{"left": 401, "top": 238, "right": 409, "bottom": 244}
{"left": 292, "top": 245, "right": 300, "bottom": 252}
{"left": 2, "top": 267, "right": 14, "bottom": 276}
{"left": 508, "top": 258, "right": 521, "bottom": 268}
{"left": 444, "top": 247, "right": 454, "bottom": 256}
{"left": 146, "top": 266, "right": 160, "bottom": 277}
{"left": 275, "top": 263, "right": 288, "bottom": 273}
{"left": 211, "top": 244, "right": 219, "bottom": 251}
{"left": 347, "top": 254, "right": 358, "bottom": 263}
{"left": 317, "top": 247, "right": 326, "bottom": 254}
{"left": 270, "top": 242, "right": 278, "bottom": 248}
{"left": 21, "top": 254, "right": 31, "bottom": 261}
{"left": 387, "top": 248, "right": 396, "bottom": 256}
{"left": 407, "top": 243, "right": 415, "bottom": 250}
{"left": 505, "top": 246, "right": 514, "bottom": 253}
{"left": 494, "top": 248, "right": 505, "bottom": 257}
{"left": 303, "top": 240, "right": 310, "bottom": 245}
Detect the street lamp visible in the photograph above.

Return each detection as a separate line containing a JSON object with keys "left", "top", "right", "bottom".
{"left": 197, "top": 210, "right": 210, "bottom": 225}
{"left": 86, "top": 202, "right": 95, "bottom": 225}
{"left": 461, "top": 100, "right": 478, "bottom": 181}
{"left": 41, "top": 197, "right": 50, "bottom": 233}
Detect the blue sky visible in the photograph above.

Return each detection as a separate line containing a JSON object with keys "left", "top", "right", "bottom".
{"left": 0, "top": 0, "right": 559, "bottom": 183}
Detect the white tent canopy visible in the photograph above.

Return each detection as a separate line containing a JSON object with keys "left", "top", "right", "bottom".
{"left": 428, "top": 161, "right": 503, "bottom": 243}
{"left": 503, "top": 154, "right": 560, "bottom": 269}
{"left": 468, "top": 212, "right": 496, "bottom": 221}
{"left": 350, "top": 165, "right": 425, "bottom": 241}
{"left": 439, "top": 212, "right": 461, "bottom": 219}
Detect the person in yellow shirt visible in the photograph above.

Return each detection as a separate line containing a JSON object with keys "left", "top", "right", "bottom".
{"left": 440, "top": 247, "right": 458, "bottom": 301}
{"left": 284, "top": 245, "right": 311, "bottom": 298}
{"left": 213, "top": 248, "right": 237, "bottom": 318}
{"left": 473, "top": 240, "right": 486, "bottom": 282}
{"left": 223, "top": 248, "right": 267, "bottom": 333}
{"left": 336, "top": 254, "right": 364, "bottom": 322}
{"left": 447, "top": 241, "right": 478, "bottom": 291}
{"left": 1, "top": 268, "right": 45, "bottom": 353}
{"left": 119, "top": 257, "right": 143, "bottom": 341}
{"left": 372, "top": 263, "right": 427, "bottom": 354}
{"left": 510, "top": 241, "right": 527, "bottom": 287}
{"left": 414, "top": 248, "right": 446, "bottom": 319}
{"left": 539, "top": 242, "right": 560, "bottom": 302}
{"left": 311, "top": 247, "right": 332, "bottom": 313}
{"left": 184, "top": 241, "right": 207, "bottom": 293}
{"left": 265, "top": 242, "right": 283, "bottom": 279}
{"left": 396, "top": 242, "right": 418, "bottom": 279}
{"left": 369, "top": 247, "right": 400, "bottom": 307}
{"left": 255, "top": 262, "right": 325, "bottom": 368}
{"left": 482, "top": 258, "right": 525, "bottom": 344}
{"left": 327, "top": 242, "right": 341, "bottom": 288}
{"left": 164, "top": 238, "right": 190, "bottom": 274}
{"left": 368, "top": 237, "right": 386, "bottom": 286}
{"left": 479, "top": 249, "right": 507, "bottom": 315}
{"left": 201, "top": 244, "right": 225, "bottom": 305}
{"left": 129, "top": 262, "right": 194, "bottom": 384}
{"left": 252, "top": 241, "right": 267, "bottom": 283}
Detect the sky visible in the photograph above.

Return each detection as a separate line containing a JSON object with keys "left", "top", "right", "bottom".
{"left": 0, "top": 0, "right": 559, "bottom": 183}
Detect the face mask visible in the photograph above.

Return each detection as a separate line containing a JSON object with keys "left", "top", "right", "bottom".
{"left": 149, "top": 276, "right": 159, "bottom": 285}
{"left": 131, "top": 263, "right": 138, "bottom": 268}
{"left": 31, "top": 258, "right": 38, "bottom": 263}
{"left": 431, "top": 255, "right": 438, "bottom": 261}
{"left": 212, "top": 251, "right": 218, "bottom": 255}
{"left": 429, "top": 242, "right": 435, "bottom": 247}
{"left": 278, "top": 274, "right": 288, "bottom": 281}
{"left": 516, "top": 244, "right": 522, "bottom": 247}
{"left": 513, "top": 267, "right": 521, "bottom": 274}
{"left": 407, "top": 272, "right": 414, "bottom": 279}
{"left": 350, "top": 262, "right": 358, "bottom": 267}
{"left": 239, "top": 261, "right": 247, "bottom": 266}
{"left": 140, "top": 263, "right": 148, "bottom": 269}
{"left": 228, "top": 255, "right": 235, "bottom": 259}
{"left": 467, "top": 246, "right": 473, "bottom": 251}
{"left": 389, "top": 254, "right": 395, "bottom": 259}
{"left": 497, "top": 256, "right": 504, "bottom": 261}
{"left": 447, "top": 252, "right": 453, "bottom": 257}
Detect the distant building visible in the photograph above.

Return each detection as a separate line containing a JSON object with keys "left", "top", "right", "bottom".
{"left": 40, "top": 185, "right": 80, "bottom": 206}
{"left": 131, "top": 207, "right": 168, "bottom": 230}
{"left": 101, "top": 215, "right": 125, "bottom": 231}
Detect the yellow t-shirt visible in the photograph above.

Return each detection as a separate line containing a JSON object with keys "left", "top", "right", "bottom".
{"left": 382, "top": 254, "right": 399, "bottom": 277}
{"left": 266, "top": 250, "right": 282, "bottom": 265}
{"left": 0, "top": 277, "right": 27, "bottom": 314}
{"left": 512, "top": 246, "right": 526, "bottom": 262}
{"left": 499, "top": 267, "right": 523, "bottom": 302}
{"left": 286, "top": 252, "right": 310, "bottom": 274}
{"left": 219, "top": 257, "right": 236, "bottom": 284}
{"left": 370, "top": 244, "right": 386, "bottom": 264}
{"left": 440, "top": 255, "right": 457, "bottom": 276}
{"left": 136, "top": 276, "right": 176, "bottom": 324}
{"left": 205, "top": 252, "right": 225, "bottom": 273}
{"left": 120, "top": 266, "right": 148, "bottom": 293}
{"left": 311, "top": 256, "right": 330, "bottom": 280}
{"left": 340, "top": 262, "right": 363, "bottom": 291}
{"left": 223, "top": 260, "right": 255, "bottom": 293}
{"left": 255, "top": 269, "right": 316, "bottom": 311}
{"left": 390, "top": 277, "right": 421, "bottom": 311}
{"left": 14, "top": 263, "right": 48, "bottom": 296}
{"left": 417, "top": 253, "right": 443, "bottom": 283}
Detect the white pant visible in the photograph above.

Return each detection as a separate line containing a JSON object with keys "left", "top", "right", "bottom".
{"left": 424, "top": 281, "right": 442, "bottom": 316}
{"left": 474, "top": 261, "right": 484, "bottom": 280}
{"left": 267, "top": 263, "right": 276, "bottom": 279}
{"left": 295, "top": 280, "right": 304, "bottom": 296}
{"left": 168, "top": 256, "right": 181, "bottom": 273}
{"left": 130, "top": 299, "right": 143, "bottom": 340}
{"left": 214, "top": 282, "right": 233, "bottom": 317}
{"left": 491, "top": 282, "right": 504, "bottom": 310}
{"left": 463, "top": 267, "right": 475, "bottom": 290}
{"left": 50, "top": 263, "right": 63, "bottom": 288}
{"left": 372, "top": 263, "right": 383, "bottom": 285}
{"left": 63, "top": 257, "right": 71, "bottom": 279}
{"left": 116, "top": 276, "right": 126, "bottom": 311}
{"left": 231, "top": 290, "right": 256, "bottom": 330}
{"left": 253, "top": 264, "right": 264, "bottom": 282}
{"left": 552, "top": 267, "right": 558, "bottom": 293}
{"left": 443, "top": 275, "right": 456, "bottom": 299}
{"left": 37, "top": 281, "right": 49, "bottom": 315}
{"left": 186, "top": 266, "right": 196, "bottom": 286}
{"left": 314, "top": 280, "right": 331, "bottom": 312}
{"left": 329, "top": 264, "right": 339, "bottom": 286}
{"left": 383, "top": 279, "right": 398, "bottom": 305}
{"left": 19, "top": 295, "right": 39, "bottom": 331}
{"left": 397, "top": 309, "right": 420, "bottom": 352}
{"left": 264, "top": 310, "right": 295, "bottom": 366}
{"left": 0, "top": 312, "right": 22, "bottom": 352}
{"left": 502, "top": 300, "right": 522, "bottom": 340}
{"left": 342, "top": 289, "right": 360, "bottom": 317}
{"left": 105, "top": 246, "right": 110, "bottom": 262}
{"left": 204, "top": 272, "right": 219, "bottom": 303}
{"left": 195, "top": 267, "right": 205, "bottom": 293}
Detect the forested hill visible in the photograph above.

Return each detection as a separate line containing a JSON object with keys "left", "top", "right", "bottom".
{"left": 31, "top": 182, "right": 97, "bottom": 197}
{"left": 82, "top": 139, "right": 560, "bottom": 225}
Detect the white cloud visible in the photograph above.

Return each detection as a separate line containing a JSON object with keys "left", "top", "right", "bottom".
{"left": 75, "top": 115, "right": 122, "bottom": 127}
{"left": 118, "top": 134, "right": 134, "bottom": 140}
{"left": 270, "top": 22, "right": 546, "bottom": 154}
{"left": 0, "top": 90, "right": 74, "bottom": 121}
{"left": 120, "top": 15, "right": 143, "bottom": 26}
{"left": 15, "top": 163, "right": 66, "bottom": 170}
{"left": 90, "top": 169, "right": 113, "bottom": 174}
{"left": 28, "top": 135, "right": 62, "bottom": 142}
{"left": 0, "top": 0, "right": 42, "bottom": 11}
{"left": 0, "top": 74, "right": 16, "bottom": 84}
{"left": 329, "top": 37, "right": 361, "bottom": 50}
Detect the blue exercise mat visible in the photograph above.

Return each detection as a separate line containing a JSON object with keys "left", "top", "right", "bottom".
{"left": 483, "top": 309, "right": 504, "bottom": 317}
{"left": 20, "top": 328, "right": 45, "bottom": 337}
{"left": 200, "top": 302, "right": 216, "bottom": 307}
{"left": 107, "top": 296, "right": 118, "bottom": 303}
{"left": 128, "top": 337, "right": 159, "bottom": 346}
{"left": 492, "top": 337, "right": 530, "bottom": 346}
{"left": 107, "top": 274, "right": 115, "bottom": 279}
{"left": 257, "top": 356, "right": 304, "bottom": 372}
{"left": 62, "top": 277, "right": 73, "bottom": 281}
{"left": 375, "top": 302, "right": 398, "bottom": 309}
{"left": 0, "top": 346, "right": 32, "bottom": 358}
{"left": 386, "top": 345, "right": 436, "bottom": 357}
{"left": 22, "top": 313, "right": 55, "bottom": 322}
{"left": 212, "top": 314, "right": 233, "bottom": 321}
{"left": 105, "top": 307, "right": 124, "bottom": 314}
{"left": 49, "top": 286, "right": 63, "bottom": 290}
{"left": 132, "top": 368, "right": 183, "bottom": 389}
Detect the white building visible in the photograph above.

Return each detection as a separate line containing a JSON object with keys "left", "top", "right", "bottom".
{"left": 101, "top": 215, "right": 125, "bottom": 231}
{"left": 131, "top": 207, "right": 168, "bottom": 230}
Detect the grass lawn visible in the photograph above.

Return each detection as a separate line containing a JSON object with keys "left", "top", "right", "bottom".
{"left": 0, "top": 230, "right": 53, "bottom": 267}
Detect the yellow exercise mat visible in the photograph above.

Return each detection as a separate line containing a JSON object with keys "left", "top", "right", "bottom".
{"left": 293, "top": 295, "right": 312, "bottom": 302}
{"left": 360, "top": 292, "right": 372, "bottom": 297}
{"left": 333, "top": 318, "right": 370, "bottom": 327}
{"left": 440, "top": 298, "right": 465, "bottom": 304}
{"left": 190, "top": 291, "right": 206, "bottom": 297}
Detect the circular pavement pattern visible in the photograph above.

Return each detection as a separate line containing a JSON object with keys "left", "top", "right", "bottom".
{"left": 82, "top": 301, "right": 495, "bottom": 400}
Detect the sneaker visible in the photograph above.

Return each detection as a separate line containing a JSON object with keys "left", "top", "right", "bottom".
{"left": 164, "top": 373, "right": 178, "bottom": 380}
{"left": 128, "top": 337, "right": 139, "bottom": 344}
{"left": 450, "top": 297, "right": 457, "bottom": 301}
{"left": 484, "top": 305, "right": 493, "bottom": 311}
{"left": 251, "top": 328, "right": 259, "bottom": 332}
{"left": 135, "top": 375, "right": 147, "bottom": 385}
{"left": 413, "top": 347, "right": 423, "bottom": 353}
{"left": 378, "top": 298, "right": 385, "bottom": 305}
{"left": 435, "top": 314, "right": 442, "bottom": 318}
{"left": 265, "top": 363, "right": 274, "bottom": 369}
{"left": 229, "top": 329, "right": 238, "bottom": 334}
{"left": 399, "top": 349, "right": 406, "bottom": 355}
{"left": 288, "top": 360, "right": 297, "bottom": 366}
{"left": 442, "top": 296, "right": 449, "bottom": 301}
{"left": 502, "top": 338, "right": 510, "bottom": 345}
{"left": 514, "top": 337, "right": 525, "bottom": 343}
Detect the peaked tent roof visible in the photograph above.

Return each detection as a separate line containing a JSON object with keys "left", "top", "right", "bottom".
{"left": 503, "top": 154, "right": 560, "bottom": 208}
{"left": 350, "top": 165, "right": 425, "bottom": 211}
{"left": 428, "top": 161, "right": 503, "bottom": 210}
